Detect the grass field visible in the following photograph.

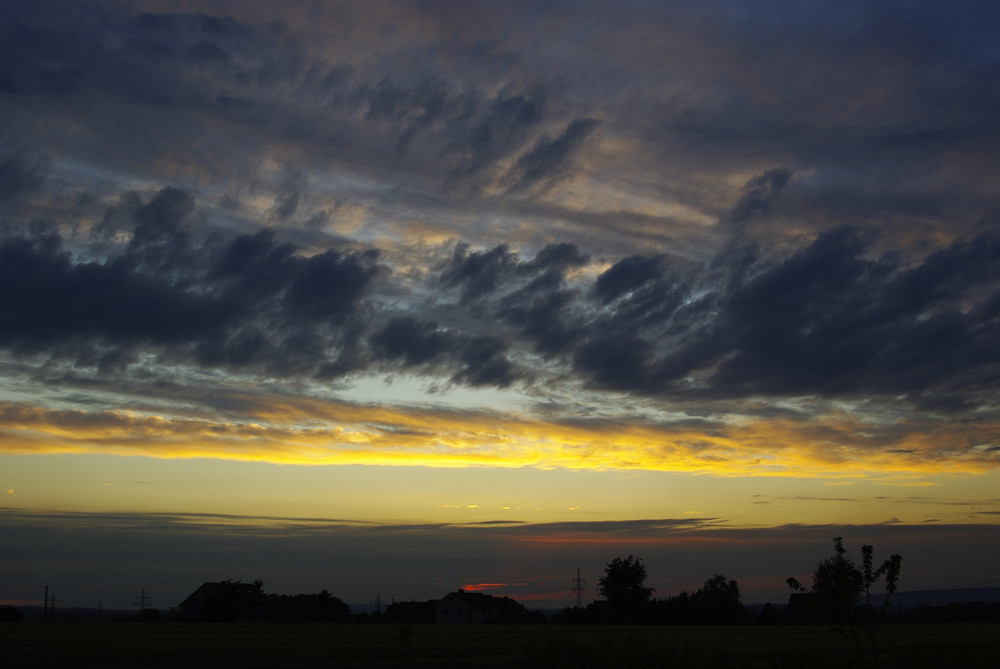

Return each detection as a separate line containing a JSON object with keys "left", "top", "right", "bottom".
{"left": 2, "top": 622, "right": 998, "bottom": 668}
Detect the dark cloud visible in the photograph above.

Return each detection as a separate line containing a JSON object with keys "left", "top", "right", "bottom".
{"left": 703, "top": 226, "right": 1000, "bottom": 403}
{"left": 0, "top": 1, "right": 997, "bottom": 413}
{"left": 726, "top": 167, "right": 792, "bottom": 229}
{"left": 361, "top": 78, "right": 457, "bottom": 154}
{"left": 194, "top": 326, "right": 271, "bottom": 368}
{"left": 529, "top": 242, "right": 590, "bottom": 272}
{"left": 345, "top": 78, "right": 553, "bottom": 188}
{"left": 593, "top": 254, "right": 666, "bottom": 303}
{"left": 501, "top": 287, "right": 580, "bottom": 357}
{"left": 210, "top": 229, "right": 298, "bottom": 304}
{"left": 456, "top": 89, "right": 545, "bottom": 178}
{"left": 370, "top": 316, "right": 519, "bottom": 388}
{"left": 286, "top": 249, "right": 381, "bottom": 323}
{"left": 493, "top": 244, "right": 591, "bottom": 357}
{"left": 184, "top": 39, "right": 230, "bottom": 65}
{"left": 573, "top": 331, "right": 654, "bottom": 392}
{"left": 0, "top": 232, "right": 225, "bottom": 351}
{"left": 440, "top": 241, "right": 588, "bottom": 309}
{"left": 370, "top": 317, "right": 454, "bottom": 367}
{"left": 0, "top": 187, "right": 384, "bottom": 378}
{"left": 272, "top": 170, "right": 306, "bottom": 222}
{"left": 1, "top": 172, "right": 997, "bottom": 406}
{"left": 564, "top": 224, "right": 1000, "bottom": 408}
{"left": 439, "top": 243, "right": 519, "bottom": 303}
{"left": 0, "top": 146, "right": 51, "bottom": 202}
{"left": 126, "top": 186, "right": 197, "bottom": 273}
{"left": 588, "top": 255, "right": 689, "bottom": 338}
{"left": 505, "top": 117, "right": 599, "bottom": 193}
{"left": 0, "top": 19, "right": 87, "bottom": 95}
{"left": 454, "top": 335, "right": 516, "bottom": 387}
{"left": 0, "top": 7, "right": 242, "bottom": 106}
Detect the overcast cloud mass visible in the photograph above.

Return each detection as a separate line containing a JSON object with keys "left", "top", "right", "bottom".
{"left": 2, "top": 0, "right": 999, "bottom": 609}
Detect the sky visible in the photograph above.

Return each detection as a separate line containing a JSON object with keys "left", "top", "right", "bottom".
{"left": 1, "top": 0, "right": 999, "bottom": 612}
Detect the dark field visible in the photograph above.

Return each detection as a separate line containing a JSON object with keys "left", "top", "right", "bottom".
{"left": 2, "top": 623, "right": 998, "bottom": 668}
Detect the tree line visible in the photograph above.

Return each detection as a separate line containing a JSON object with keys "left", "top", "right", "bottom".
{"left": 21, "top": 538, "right": 1000, "bottom": 632}
{"left": 551, "top": 555, "right": 745, "bottom": 625}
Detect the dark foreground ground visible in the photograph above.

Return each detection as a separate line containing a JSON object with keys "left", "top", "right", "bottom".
{"left": 2, "top": 622, "right": 998, "bottom": 668}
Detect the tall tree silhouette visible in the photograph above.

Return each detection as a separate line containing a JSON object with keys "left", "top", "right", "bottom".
{"left": 598, "top": 555, "right": 654, "bottom": 621}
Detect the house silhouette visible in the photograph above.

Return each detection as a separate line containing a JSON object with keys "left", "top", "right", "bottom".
{"left": 435, "top": 589, "right": 504, "bottom": 624}
{"left": 178, "top": 581, "right": 264, "bottom": 621}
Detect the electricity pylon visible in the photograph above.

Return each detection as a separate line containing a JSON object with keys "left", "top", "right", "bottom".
{"left": 571, "top": 568, "right": 587, "bottom": 609}
{"left": 132, "top": 586, "right": 154, "bottom": 613}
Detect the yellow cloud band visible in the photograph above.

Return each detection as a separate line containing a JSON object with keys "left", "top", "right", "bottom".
{"left": 0, "top": 400, "right": 996, "bottom": 478}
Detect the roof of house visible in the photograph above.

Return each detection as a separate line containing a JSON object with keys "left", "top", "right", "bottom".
{"left": 438, "top": 589, "right": 497, "bottom": 604}
{"left": 179, "top": 581, "right": 263, "bottom": 608}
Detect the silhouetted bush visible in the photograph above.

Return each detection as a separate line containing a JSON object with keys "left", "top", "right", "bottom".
{"left": 380, "top": 600, "right": 435, "bottom": 624}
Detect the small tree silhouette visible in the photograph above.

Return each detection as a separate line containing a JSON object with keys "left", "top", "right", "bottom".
{"left": 691, "top": 574, "right": 744, "bottom": 624}
{"left": 788, "top": 537, "right": 901, "bottom": 657}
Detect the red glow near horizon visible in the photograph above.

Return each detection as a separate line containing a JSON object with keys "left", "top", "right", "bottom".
{"left": 512, "top": 534, "right": 743, "bottom": 546}
{"left": 461, "top": 583, "right": 509, "bottom": 591}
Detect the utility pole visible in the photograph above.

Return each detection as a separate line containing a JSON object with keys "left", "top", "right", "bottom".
{"left": 572, "top": 568, "right": 587, "bottom": 609}
{"left": 43, "top": 585, "right": 48, "bottom": 622}
{"left": 49, "top": 591, "right": 60, "bottom": 621}
{"left": 370, "top": 592, "right": 386, "bottom": 614}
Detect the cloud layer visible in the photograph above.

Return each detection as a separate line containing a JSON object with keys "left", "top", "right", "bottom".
{"left": 1, "top": 1, "right": 999, "bottom": 478}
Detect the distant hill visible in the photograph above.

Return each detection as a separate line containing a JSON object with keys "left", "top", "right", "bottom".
{"left": 893, "top": 587, "right": 1000, "bottom": 611}
{"left": 14, "top": 606, "right": 134, "bottom": 622}
{"left": 748, "top": 587, "right": 1000, "bottom": 613}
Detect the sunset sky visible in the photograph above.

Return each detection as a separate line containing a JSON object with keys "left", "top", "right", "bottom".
{"left": 2, "top": 0, "right": 999, "bottom": 612}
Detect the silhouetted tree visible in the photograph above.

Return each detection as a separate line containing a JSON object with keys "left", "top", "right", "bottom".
{"left": 788, "top": 537, "right": 902, "bottom": 655}
{"left": 691, "top": 574, "right": 744, "bottom": 624}
{"left": 598, "top": 555, "right": 654, "bottom": 622}
{"left": 261, "top": 590, "right": 350, "bottom": 622}
{"left": 643, "top": 576, "right": 744, "bottom": 625}
{"left": 788, "top": 537, "right": 862, "bottom": 624}
{"left": 646, "top": 590, "right": 691, "bottom": 624}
